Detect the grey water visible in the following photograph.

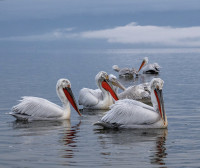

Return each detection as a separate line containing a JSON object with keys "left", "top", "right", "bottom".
{"left": 1, "top": 0, "right": 200, "bottom": 167}
{"left": 1, "top": 49, "right": 200, "bottom": 168}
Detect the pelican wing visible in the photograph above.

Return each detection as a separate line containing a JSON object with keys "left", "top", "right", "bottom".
{"left": 78, "top": 88, "right": 101, "bottom": 107}
{"left": 12, "top": 96, "right": 64, "bottom": 118}
{"left": 119, "top": 68, "right": 133, "bottom": 76}
{"left": 142, "top": 63, "right": 160, "bottom": 73}
{"left": 101, "top": 99, "right": 159, "bottom": 126}
{"left": 118, "top": 84, "right": 150, "bottom": 101}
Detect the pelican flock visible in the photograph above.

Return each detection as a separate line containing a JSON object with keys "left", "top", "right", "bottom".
{"left": 94, "top": 78, "right": 167, "bottom": 129}
{"left": 10, "top": 57, "right": 166, "bottom": 130}
{"left": 78, "top": 71, "right": 124, "bottom": 110}
{"left": 112, "top": 57, "right": 160, "bottom": 77}
{"left": 10, "top": 79, "right": 81, "bottom": 121}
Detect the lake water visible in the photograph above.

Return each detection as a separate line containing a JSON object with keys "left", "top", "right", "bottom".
{"left": 1, "top": 0, "right": 200, "bottom": 167}
{"left": 1, "top": 48, "right": 200, "bottom": 167}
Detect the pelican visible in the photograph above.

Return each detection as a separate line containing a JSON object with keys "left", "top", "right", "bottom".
{"left": 138, "top": 57, "right": 160, "bottom": 74}
{"left": 94, "top": 78, "right": 167, "bottom": 129}
{"left": 109, "top": 74, "right": 151, "bottom": 104}
{"left": 10, "top": 79, "right": 81, "bottom": 121}
{"left": 112, "top": 65, "right": 137, "bottom": 78}
{"left": 78, "top": 71, "right": 125, "bottom": 110}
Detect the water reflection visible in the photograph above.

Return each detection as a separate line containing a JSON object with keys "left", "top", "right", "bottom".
{"left": 80, "top": 109, "right": 108, "bottom": 127}
{"left": 59, "top": 120, "right": 81, "bottom": 159}
{"left": 95, "top": 128, "right": 168, "bottom": 166}
{"left": 149, "top": 129, "right": 168, "bottom": 167}
{"left": 11, "top": 120, "right": 68, "bottom": 136}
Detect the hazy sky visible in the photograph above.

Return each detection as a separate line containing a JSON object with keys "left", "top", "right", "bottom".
{"left": 1, "top": 0, "right": 200, "bottom": 48}
{"left": 1, "top": 0, "right": 200, "bottom": 20}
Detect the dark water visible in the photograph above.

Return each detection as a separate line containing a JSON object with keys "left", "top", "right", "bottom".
{"left": 1, "top": 48, "right": 200, "bottom": 167}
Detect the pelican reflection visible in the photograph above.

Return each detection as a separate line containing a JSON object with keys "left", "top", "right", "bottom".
{"left": 94, "top": 128, "right": 168, "bottom": 166}
{"left": 11, "top": 120, "right": 70, "bottom": 136}
{"left": 149, "top": 129, "right": 168, "bottom": 166}
{"left": 59, "top": 120, "right": 81, "bottom": 159}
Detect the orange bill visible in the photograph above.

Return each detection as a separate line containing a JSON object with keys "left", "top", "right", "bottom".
{"left": 138, "top": 60, "right": 145, "bottom": 72}
{"left": 63, "top": 87, "right": 82, "bottom": 116}
{"left": 102, "top": 80, "right": 119, "bottom": 101}
{"left": 154, "top": 89, "right": 166, "bottom": 124}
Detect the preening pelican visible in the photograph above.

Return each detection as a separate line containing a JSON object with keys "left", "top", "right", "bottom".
{"left": 138, "top": 57, "right": 160, "bottom": 74}
{"left": 78, "top": 71, "right": 124, "bottom": 110}
{"left": 109, "top": 74, "right": 151, "bottom": 104}
{"left": 10, "top": 79, "right": 81, "bottom": 121}
{"left": 94, "top": 78, "right": 167, "bottom": 129}
{"left": 112, "top": 65, "right": 137, "bottom": 77}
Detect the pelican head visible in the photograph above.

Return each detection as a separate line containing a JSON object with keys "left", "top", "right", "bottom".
{"left": 150, "top": 78, "right": 164, "bottom": 91}
{"left": 150, "top": 78, "right": 166, "bottom": 126}
{"left": 112, "top": 65, "right": 120, "bottom": 72}
{"left": 95, "top": 71, "right": 119, "bottom": 101}
{"left": 56, "top": 78, "right": 81, "bottom": 116}
{"left": 109, "top": 74, "right": 126, "bottom": 91}
{"left": 144, "top": 57, "right": 149, "bottom": 64}
{"left": 138, "top": 57, "right": 148, "bottom": 72}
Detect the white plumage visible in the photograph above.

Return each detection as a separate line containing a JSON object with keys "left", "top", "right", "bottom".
{"left": 10, "top": 79, "right": 81, "bottom": 121}
{"left": 138, "top": 57, "right": 160, "bottom": 74}
{"left": 78, "top": 88, "right": 103, "bottom": 108}
{"left": 12, "top": 97, "right": 64, "bottom": 119}
{"left": 112, "top": 65, "right": 137, "bottom": 77}
{"left": 78, "top": 71, "right": 123, "bottom": 110}
{"left": 94, "top": 78, "right": 167, "bottom": 129}
{"left": 101, "top": 99, "right": 158, "bottom": 125}
{"left": 109, "top": 74, "right": 151, "bottom": 103}
{"left": 119, "top": 83, "right": 151, "bottom": 104}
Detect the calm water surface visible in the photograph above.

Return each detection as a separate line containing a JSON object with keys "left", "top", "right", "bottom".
{"left": 0, "top": 49, "right": 200, "bottom": 167}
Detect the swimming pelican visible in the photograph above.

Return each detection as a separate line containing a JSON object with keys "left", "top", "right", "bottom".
{"left": 94, "top": 78, "right": 167, "bottom": 129}
{"left": 138, "top": 57, "right": 160, "bottom": 74}
{"left": 109, "top": 74, "right": 151, "bottom": 104}
{"left": 112, "top": 65, "right": 137, "bottom": 78}
{"left": 78, "top": 71, "right": 125, "bottom": 110}
{"left": 10, "top": 79, "right": 81, "bottom": 121}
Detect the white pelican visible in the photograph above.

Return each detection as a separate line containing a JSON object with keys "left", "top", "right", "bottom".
{"left": 112, "top": 65, "right": 137, "bottom": 78}
{"left": 94, "top": 78, "right": 167, "bottom": 129}
{"left": 10, "top": 79, "right": 81, "bottom": 121}
{"left": 109, "top": 74, "right": 151, "bottom": 104}
{"left": 78, "top": 71, "right": 125, "bottom": 110}
{"left": 138, "top": 57, "right": 160, "bottom": 74}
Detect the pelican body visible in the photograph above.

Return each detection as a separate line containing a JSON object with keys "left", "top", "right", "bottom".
{"left": 94, "top": 78, "right": 167, "bottom": 129}
{"left": 10, "top": 79, "right": 81, "bottom": 121}
{"left": 78, "top": 71, "right": 124, "bottom": 110}
{"left": 138, "top": 57, "right": 160, "bottom": 74}
{"left": 118, "top": 83, "right": 151, "bottom": 104}
{"left": 112, "top": 65, "right": 137, "bottom": 78}
{"left": 109, "top": 74, "right": 151, "bottom": 104}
